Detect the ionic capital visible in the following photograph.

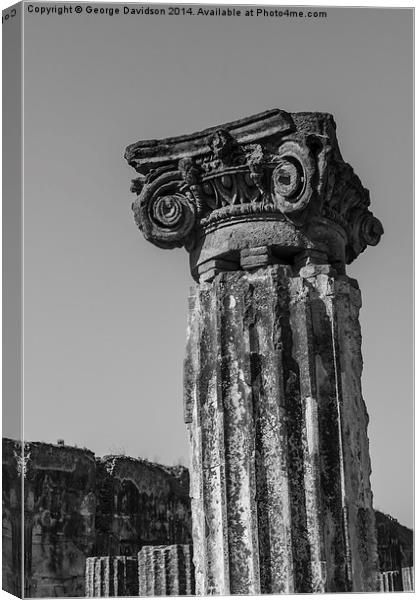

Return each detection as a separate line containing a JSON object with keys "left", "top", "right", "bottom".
{"left": 125, "top": 109, "right": 383, "bottom": 279}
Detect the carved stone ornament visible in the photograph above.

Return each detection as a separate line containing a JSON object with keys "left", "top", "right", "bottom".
{"left": 125, "top": 110, "right": 383, "bottom": 280}
{"left": 13, "top": 442, "right": 31, "bottom": 479}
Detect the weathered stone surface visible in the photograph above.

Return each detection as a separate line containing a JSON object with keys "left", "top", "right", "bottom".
{"left": 4, "top": 439, "right": 97, "bottom": 598}
{"left": 126, "top": 110, "right": 385, "bottom": 595}
{"left": 2, "top": 437, "right": 413, "bottom": 596}
{"left": 95, "top": 456, "right": 191, "bottom": 557}
{"left": 85, "top": 556, "right": 138, "bottom": 597}
{"left": 184, "top": 266, "right": 378, "bottom": 593}
{"left": 2, "top": 438, "right": 25, "bottom": 597}
{"left": 125, "top": 109, "right": 383, "bottom": 281}
{"left": 375, "top": 510, "right": 413, "bottom": 573}
{"left": 138, "top": 544, "right": 195, "bottom": 596}
{"left": 401, "top": 566, "right": 414, "bottom": 591}
{"left": 2, "top": 439, "right": 191, "bottom": 597}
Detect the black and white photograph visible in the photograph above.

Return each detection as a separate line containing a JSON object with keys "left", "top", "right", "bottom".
{"left": 2, "top": 1, "right": 414, "bottom": 597}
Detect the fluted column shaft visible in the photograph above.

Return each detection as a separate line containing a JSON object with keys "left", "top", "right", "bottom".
{"left": 184, "top": 264, "right": 378, "bottom": 595}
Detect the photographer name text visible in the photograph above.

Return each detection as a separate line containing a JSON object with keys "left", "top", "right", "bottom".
{"left": 25, "top": 4, "right": 328, "bottom": 19}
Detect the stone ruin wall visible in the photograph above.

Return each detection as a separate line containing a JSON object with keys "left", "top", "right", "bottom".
{"left": 94, "top": 455, "right": 191, "bottom": 557}
{"left": 3, "top": 437, "right": 413, "bottom": 597}
{"left": 375, "top": 510, "right": 413, "bottom": 574}
{"left": 3, "top": 438, "right": 97, "bottom": 597}
{"left": 2, "top": 438, "right": 191, "bottom": 598}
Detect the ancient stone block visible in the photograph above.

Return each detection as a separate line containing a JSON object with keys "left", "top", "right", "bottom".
{"left": 375, "top": 509, "right": 413, "bottom": 572}
{"left": 85, "top": 556, "right": 138, "bottom": 597}
{"left": 402, "top": 566, "right": 414, "bottom": 591}
{"left": 2, "top": 438, "right": 24, "bottom": 597}
{"left": 2, "top": 439, "right": 97, "bottom": 598}
{"left": 2, "top": 439, "right": 192, "bottom": 597}
{"left": 94, "top": 456, "right": 191, "bottom": 557}
{"left": 138, "top": 545, "right": 195, "bottom": 596}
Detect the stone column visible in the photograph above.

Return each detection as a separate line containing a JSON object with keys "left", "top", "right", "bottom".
{"left": 138, "top": 545, "right": 195, "bottom": 596}
{"left": 125, "top": 109, "right": 384, "bottom": 594}
{"left": 85, "top": 556, "right": 138, "bottom": 597}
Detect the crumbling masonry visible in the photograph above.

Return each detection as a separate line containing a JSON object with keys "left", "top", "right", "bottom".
{"left": 125, "top": 109, "right": 384, "bottom": 594}
{"left": 2, "top": 439, "right": 191, "bottom": 597}
{"left": 2, "top": 439, "right": 413, "bottom": 596}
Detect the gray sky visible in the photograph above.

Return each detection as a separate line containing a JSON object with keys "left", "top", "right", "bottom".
{"left": 18, "top": 5, "right": 413, "bottom": 527}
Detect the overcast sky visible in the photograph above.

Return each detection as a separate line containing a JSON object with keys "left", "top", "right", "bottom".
{"left": 16, "top": 5, "right": 413, "bottom": 528}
